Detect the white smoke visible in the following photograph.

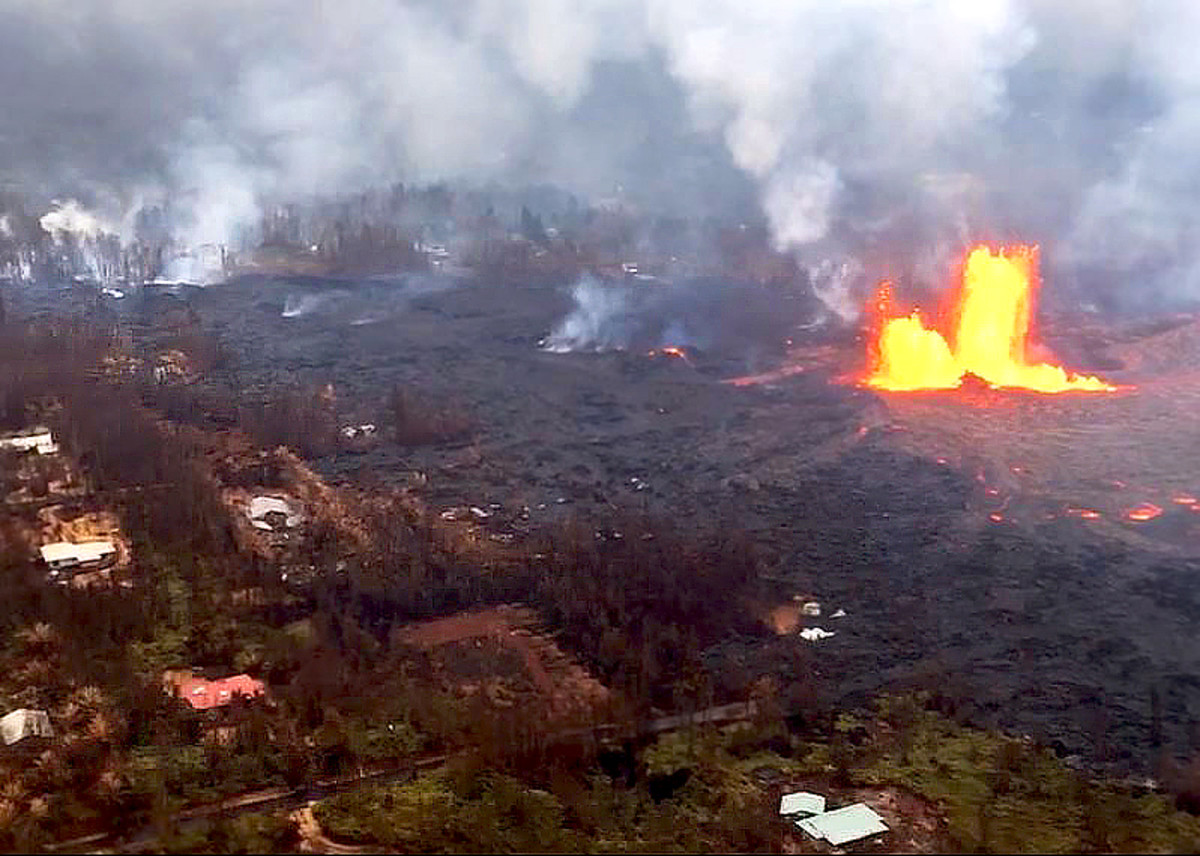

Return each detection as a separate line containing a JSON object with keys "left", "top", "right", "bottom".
{"left": 646, "top": 0, "right": 1035, "bottom": 257}
{"left": 10, "top": 1, "right": 1200, "bottom": 308}
{"left": 37, "top": 199, "right": 126, "bottom": 281}
{"left": 542, "top": 276, "right": 634, "bottom": 352}
{"left": 1057, "top": 1, "right": 1200, "bottom": 304}
{"left": 544, "top": 272, "right": 807, "bottom": 355}
{"left": 281, "top": 293, "right": 330, "bottom": 319}
{"left": 39, "top": 199, "right": 115, "bottom": 242}
{"left": 761, "top": 162, "right": 841, "bottom": 250}
{"left": 807, "top": 258, "right": 865, "bottom": 324}
{"left": 159, "top": 246, "right": 225, "bottom": 286}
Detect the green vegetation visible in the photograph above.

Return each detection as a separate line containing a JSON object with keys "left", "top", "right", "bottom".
{"left": 315, "top": 731, "right": 784, "bottom": 853}
{"left": 314, "top": 765, "right": 772, "bottom": 853}
{"left": 316, "top": 770, "right": 583, "bottom": 853}
{"left": 313, "top": 699, "right": 1200, "bottom": 854}
{"left": 158, "top": 811, "right": 301, "bottom": 855}
{"left": 804, "top": 695, "right": 1200, "bottom": 854}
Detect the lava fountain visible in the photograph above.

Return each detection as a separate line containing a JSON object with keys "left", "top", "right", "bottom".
{"left": 863, "top": 245, "right": 1115, "bottom": 393}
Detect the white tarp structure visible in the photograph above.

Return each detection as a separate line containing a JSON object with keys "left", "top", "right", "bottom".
{"left": 0, "top": 709, "right": 53, "bottom": 745}
{"left": 247, "top": 496, "right": 303, "bottom": 531}
{"left": 39, "top": 541, "right": 117, "bottom": 571}
{"left": 799, "top": 627, "right": 835, "bottom": 641}
{"left": 796, "top": 803, "right": 888, "bottom": 846}
{"left": 0, "top": 429, "right": 58, "bottom": 456}
{"left": 779, "top": 791, "right": 826, "bottom": 817}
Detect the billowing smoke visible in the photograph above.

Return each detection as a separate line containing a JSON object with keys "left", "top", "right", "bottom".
{"left": 39, "top": 200, "right": 115, "bottom": 243}
{"left": 37, "top": 199, "right": 126, "bottom": 281}
{"left": 5, "top": 2, "right": 1200, "bottom": 309}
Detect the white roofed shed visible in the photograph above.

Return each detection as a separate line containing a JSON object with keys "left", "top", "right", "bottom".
{"left": 39, "top": 541, "right": 117, "bottom": 571}
{"left": 0, "top": 429, "right": 58, "bottom": 456}
{"left": 779, "top": 791, "right": 826, "bottom": 818}
{"left": 0, "top": 709, "right": 53, "bottom": 745}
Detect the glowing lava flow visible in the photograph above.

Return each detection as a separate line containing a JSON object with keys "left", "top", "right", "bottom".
{"left": 1126, "top": 502, "right": 1164, "bottom": 522}
{"left": 647, "top": 346, "right": 693, "bottom": 366}
{"left": 864, "top": 245, "right": 1115, "bottom": 393}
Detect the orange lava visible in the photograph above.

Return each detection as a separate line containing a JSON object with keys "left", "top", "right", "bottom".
{"left": 647, "top": 346, "right": 693, "bottom": 367}
{"left": 1172, "top": 494, "right": 1198, "bottom": 506}
{"left": 1066, "top": 507, "right": 1102, "bottom": 520}
{"left": 1126, "top": 502, "right": 1164, "bottom": 522}
{"left": 863, "top": 244, "right": 1115, "bottom": 393}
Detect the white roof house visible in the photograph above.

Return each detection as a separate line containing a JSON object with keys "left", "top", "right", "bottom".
{"left": 39, "top": 541, "right": 117, "bottom": 571}
{"left": 0, "top": 709, "right": 53, "bottom": 745}
{"left": 0, "top": 429, "right": 58, "bottom": 456}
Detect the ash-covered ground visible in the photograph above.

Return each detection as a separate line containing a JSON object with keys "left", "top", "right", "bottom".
{"left": 152, "top": 273, "right": 1200, "bottom": 775}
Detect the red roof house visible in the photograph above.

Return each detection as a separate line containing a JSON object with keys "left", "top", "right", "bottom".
{"left": 166, "top": 672, "right": 266, "bottom": 711}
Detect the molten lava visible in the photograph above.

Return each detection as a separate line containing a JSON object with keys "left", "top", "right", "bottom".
{"left": 648, "top": 346, "right": 693, "bottom": 367}
{"left": 1126, "top": 502, "right": 1164, "bottom": 522}
{"left": 864, "top": 245, "right": 1115, "bottom": 393}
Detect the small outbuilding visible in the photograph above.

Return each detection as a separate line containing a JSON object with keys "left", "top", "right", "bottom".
{"left": 779, "top": 791, "right": 826, "bottom": 818}
{"left": 0, "top": 428, "right": 58, "bottom": 456}
{"left": 0, "top": 709, "right": 54, "bottom": 746}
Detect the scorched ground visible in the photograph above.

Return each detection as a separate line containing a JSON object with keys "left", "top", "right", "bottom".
{"left": 142, "top": 272, "right": 1200, "bottom": 776}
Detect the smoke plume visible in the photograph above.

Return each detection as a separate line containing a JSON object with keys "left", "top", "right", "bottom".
{"left": 3, "top": 2, "right": 1200, "bottom": 309}
{"left": 543, "top": 273, "right": 809, "bottom": 355}
{"left": 543, "top": 276, "right": 637, "bottom": 353}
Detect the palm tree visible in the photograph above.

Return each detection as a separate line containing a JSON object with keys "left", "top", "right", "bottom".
{"left": 16, "top": 622, "right": 59, "bottom": 655}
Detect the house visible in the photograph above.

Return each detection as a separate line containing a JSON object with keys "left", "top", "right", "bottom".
{"left": 39, "top": 541, "right": 117, "bottom": 577}
{"left": 795, "top": 803, "right": 889, "bottom": 846}
{"left": 165, "top": 672, "right": 267, "bottom": 711}
{"left": 0, "top": 428, "right": 58, "bottom": 456}
{"left": 0, "top": 709, "right": 53, "bottom": 746}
